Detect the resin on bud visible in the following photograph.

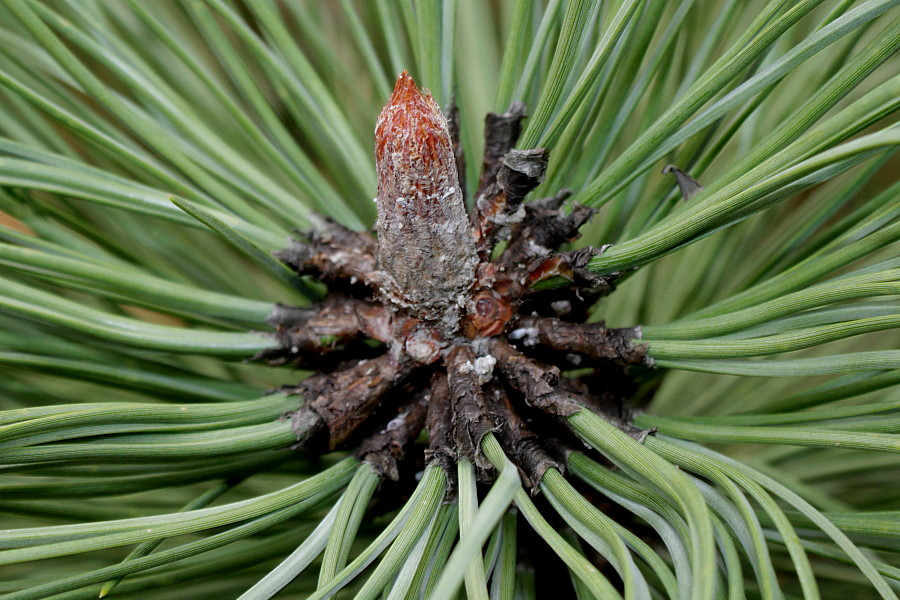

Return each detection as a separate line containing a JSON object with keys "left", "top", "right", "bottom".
{"left": 375, "top": 72, "right": 477, "bottom": 324}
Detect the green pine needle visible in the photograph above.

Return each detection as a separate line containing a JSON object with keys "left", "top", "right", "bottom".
{"left": 0, "top": 2, "right": 896, "bottom": 598}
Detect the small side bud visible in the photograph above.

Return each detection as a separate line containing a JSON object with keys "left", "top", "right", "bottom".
{"left": 375, "top": 72, "right": 477, "bottom": 324}
{"left": 662, "top": 164, "right": 703, "bottom": 200}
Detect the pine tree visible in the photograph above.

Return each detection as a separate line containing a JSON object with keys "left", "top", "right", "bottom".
{"left": 0, "top": 2, "right": 898, "bottom": 599}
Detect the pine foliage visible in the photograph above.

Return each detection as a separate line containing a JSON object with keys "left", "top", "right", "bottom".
{"left": 0, "top": 1, "right": 897, "bottom": 598}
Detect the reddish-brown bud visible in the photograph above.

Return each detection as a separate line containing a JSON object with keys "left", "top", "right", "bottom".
{"left": 375, "top": 72, "right": 477, "bottom": 325}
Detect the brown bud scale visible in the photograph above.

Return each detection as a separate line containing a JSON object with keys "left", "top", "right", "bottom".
{"left": 374, "top": 72, "right": 477, "bottom": 324}
{"left": 273, "top": 71, "right": 663, "bottom": 494}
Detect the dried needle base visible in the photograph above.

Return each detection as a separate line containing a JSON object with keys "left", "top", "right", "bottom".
{"left": 261, "top": 73, "right": 658, "bottom": 491}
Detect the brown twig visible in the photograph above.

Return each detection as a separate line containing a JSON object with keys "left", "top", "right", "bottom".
{"left": 277, "top": 218, "right": 381, "bottom": 292}
{"left": 473, "top": 148, "right": 549, "bottom": 259}
{"left": 510, "top": 315, "right": 651, "bottom": 367}
{"left": 425, "top": 372, "right": 455, "bottom": 476}
{"left": 292, "top": 353, "right": 414, "bottom": 449}
{"left": 445, "top": 346, "right": 499, "bottom": 475}
{"left": 476, "top": 102, "right": 528, "bottom": 195}
{"left": 356, "top": 393, "right": 429, "bottom": 480}
{"left": 489, "top": 382, "right": 562, "bottom": 494}
{"left": 498, "top": 192, "right": 591, "bottom": 269}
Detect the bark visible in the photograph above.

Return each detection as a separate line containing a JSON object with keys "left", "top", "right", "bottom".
{"left": 498, "top": 191, "right": 591, "bottom": 270}
{"left": 525, "top": 247, "right": 610, "bottom": 289}
{"left": 355, "top": 393, "right": 428, "bottom": 480}
{"left": 258, "top": 296, "right": 400, "bottom": 368}
{"left": 294, "top": 353, "right": 413, "bottom": 449}
{"left": 260, "top": 292, "right": 452, "bottom": 366}
{"left": 277, "top": 218, "right": 381, "bottom": 293}
{"left": 473, "top": 148, "right": 549, "bottom": 259}
{"left": 510, "top": 316, "right": 651, "bottom": 367}
{"left": 489, "top": 383, "right": 562, "bottom": 494}
{"left": 425, "top": 372, "right": 455, "bottom": 475}
{"left": 476, "top": 102, "right": 528, "bottom": 195}
{"left": 445, "top": 345, "right": 499, "bottom": 475}
{"left": 488, "top": 339, "right": 581, "bottom": 416}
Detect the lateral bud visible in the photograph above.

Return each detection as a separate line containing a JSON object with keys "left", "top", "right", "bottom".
{"left": 375, "top": 72, "right": 477, "bottom": 325}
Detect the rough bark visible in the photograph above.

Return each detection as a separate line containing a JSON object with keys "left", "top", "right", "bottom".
{"left": 489, "top": 338, "right": 559, "bottom": 397}
{"left": 476, "top": 102, "right": 528, "bottom": 195}
{"left": 425, "top": 372, "right": 455, "bottom": 475}
{"left": 473, "top": 148, "right": 549, "bottom": 259}
{"left": 257, "top": 296, "right": 402, "bottom": 368}
{"left": 355, "top": 393, "right": 428, "bottom": 480}
{"left": 510, "top": 316, "right": 651, "bottom": 367}
{"left": 292, "top": 353, "right": 412, "bottom": 449}
{"left": 498, "top": 191, "right": 590, "bottom": 270}
{"left": 445, "top": 345, "right": 499, "bottom": 475}
{"left": 489, "top": 383, "right": 562, "bottom": 494}
{"left": 525, "top": 246, "right": 610, "bottom": 289}
{"left": 277, "top": 218, "right": 381, "bottom": 292}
